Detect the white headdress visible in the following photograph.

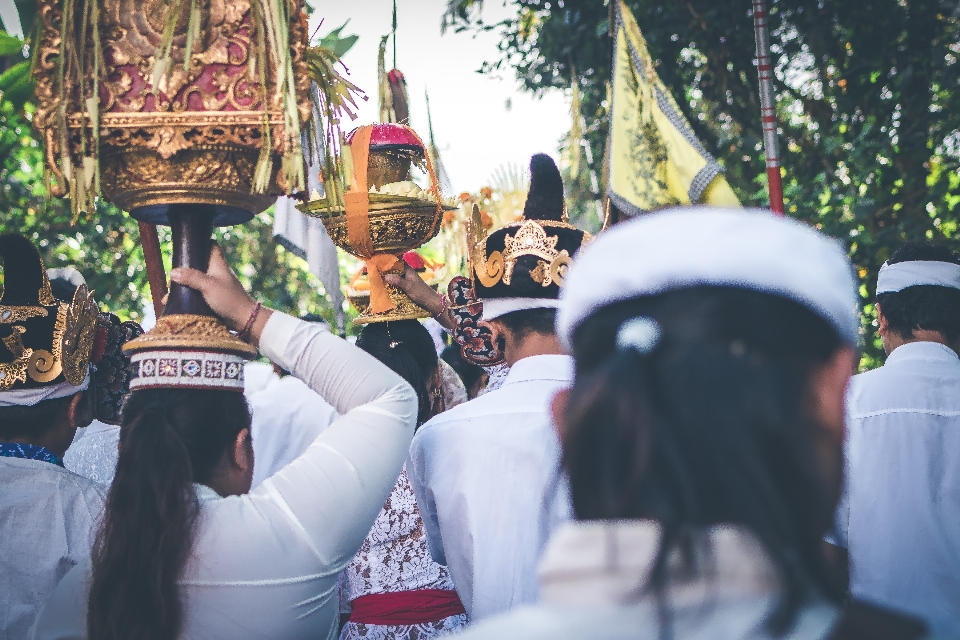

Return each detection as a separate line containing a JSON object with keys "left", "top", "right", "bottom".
{"left": 876, "top": 260, "right": 960, "bottom": 294}
{"left": 557, "top": 207, "right": 859, "bottom": 349}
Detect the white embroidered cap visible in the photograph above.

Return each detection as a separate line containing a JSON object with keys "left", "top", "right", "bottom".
{"left": 557, "top": 207, "right": 859, "bottom": 349}
{"left": 876, "top": 260, "right": 960, "bottom": 294}
{"left": 481, "top": 297, "right": 562, "bottom": 321}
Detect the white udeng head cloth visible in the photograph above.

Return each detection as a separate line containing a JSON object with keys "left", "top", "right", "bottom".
{"left": 481, "top": 297, "right": 562, "bottom": 321}
{"left": 0, "top": 371, "right": 90, "bottom": 407}
{"left": 876, "top": 260, "right": 960, "bottom": 294}
{"left": 557, "top": 207, "right": 859, "bottom": 350}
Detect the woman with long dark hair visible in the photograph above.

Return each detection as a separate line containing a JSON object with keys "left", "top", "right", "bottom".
{"left": 458, "top": 208, "right": 940, "bottom": 639}
{"left": 31, "top": 247, "right": 418, "bottom": 639}
{"left": 336, "top": 320, "right": 467, "bottom": 639}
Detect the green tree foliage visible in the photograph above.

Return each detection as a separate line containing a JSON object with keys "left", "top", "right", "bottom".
{"left": 444, "top": 0, "right": 960, "bottom": 366}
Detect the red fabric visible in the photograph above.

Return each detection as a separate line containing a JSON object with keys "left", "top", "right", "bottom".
{"left": 402, "top": 251, "right": 426, "bottom": 271}
{"left": 349, "top": 589, "right": 465, "bottom": 626}
{"left": 346, "top": 123, "right": 423, "bottom": 150}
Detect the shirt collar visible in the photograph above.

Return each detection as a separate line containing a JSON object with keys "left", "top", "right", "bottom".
{"left": 193, "top": 483, "right": 222, "bottom": 504}
{"left": 502, "top": 354, "right": 574, "bottom": 386}
{"left": 885, "top": 341, "right": 960, "bottom": 366}
{"left": 0, "top": 442, "right": 64, "bottom": 467}
{"left": 538, "top": 520, "right": 780, "bottom": 608}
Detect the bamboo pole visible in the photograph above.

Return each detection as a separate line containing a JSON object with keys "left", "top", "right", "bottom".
{"left": 138, "top": 222, "right": 168, "bottom": 319}
{"left": 752, "top": 0, "right": 785, "bottom": 215}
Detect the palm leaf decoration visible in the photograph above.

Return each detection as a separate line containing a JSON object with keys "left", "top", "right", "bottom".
{"left": 303, "top": 21, "right": 366, "bottom": 212}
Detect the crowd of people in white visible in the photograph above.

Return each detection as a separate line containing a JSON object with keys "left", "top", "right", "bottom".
{"left": 1, "top": 156, "right": 959, "bottom": 640}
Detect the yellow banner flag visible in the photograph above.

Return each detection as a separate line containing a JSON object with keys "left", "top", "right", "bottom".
{"left": 608, "top": 0, "right": 740, "bottom": 215}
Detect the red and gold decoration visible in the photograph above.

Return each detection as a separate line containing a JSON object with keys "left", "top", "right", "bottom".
{"left": 33, "top": 0, "right": 311, "bottom": 219}
{"left": 346, "top": 251, "right": 443, "bottom": 314}
{"left": 31, "top": 0, "right": 323, "bottom": 390}
{"left": 299, "top": 123, "right": 457, "bottom": 324}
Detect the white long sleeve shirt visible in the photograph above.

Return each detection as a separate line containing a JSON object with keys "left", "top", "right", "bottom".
{"left": 0, "top": 459, "right": 104, "bottom": 639}
{"left": 407, "top": 354, "right": 574, "bottom": 621}
{"left": 31, "top": 312, "right": 418, "bottom": 640}
{"left": 839, "top": 341, "right": 960, "bottom": 636}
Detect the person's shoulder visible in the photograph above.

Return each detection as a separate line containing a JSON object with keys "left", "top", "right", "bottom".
{"left": 455, "top": 604, "right": 654, "bottom": 640}
{"left": 827, "top": 599, "right": 933, "bottom": 640}
{"left": 55, "top": 465, "right": 107, "bottom": 509}
{"left": 454, "top": 606, "right": 575, "bottom": 640}
{"left": 419, "top": 392, "right": 499, "bottom": 429}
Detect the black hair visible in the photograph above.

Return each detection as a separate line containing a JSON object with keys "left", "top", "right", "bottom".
{"left": 88, "top": 389, "right": 251, "bottom": 640}
{"left": 441, "top": 343, "right": 485, "bottom": 392}
{"left": 356, "top": 320, "right": 438, "bottom": 425}
{"left": 494, "top": 307, "right": 557, "bottom": 341}
{"left": 876, "top": 241, "right": 960, "bottom": 342}
{"left": 563, "top": 286, "right": 845, "bottom": 636}
{"left": 0, "top": 390, "right": 92, "bottom": 440}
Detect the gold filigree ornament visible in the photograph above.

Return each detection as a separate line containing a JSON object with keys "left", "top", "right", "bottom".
{"left": 38, "top": 270, "right": 56, "bottom": 306}
{"left": 549, "top": 250, "right": 573, "bottom": 287}
{"left": 0, "top": 306, "right": 48, "bottom": 324}
{"left": 123, "top": 314, "right": 257, "bottom": 358}
{"left": 501, "top": 221, "right": 560, "bottom": 287}
{"left": 529, "top": 260, "right": 551, "bottom": 287}
{"left": 26, "top": 303, "right": 67, "bottom": 383}
{"left": 473, "top": 246, "right": 504, "bottom": 288}
{"left": 0, "top": 327, "right": 33, "bottom": 390}
{"left": 61, "top": 286, "right": 99, "bottom": 386}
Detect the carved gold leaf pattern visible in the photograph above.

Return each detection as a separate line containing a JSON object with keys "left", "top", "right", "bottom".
{"left": 353, "top": 285, "right": 432, "bottom": 325}
{"left": 123, "top": 314, "right": 257, "bottom": 357}
{"left": 62, "top": 287, "right": 98, "bottom": 386}
{"left": 32, "top": 0, "right": 310, "bottom": 204}
{"left": 0, "top": 327, "right": 32, "bottom": 390}
{"left": 0, "top": 306, "right": 49, "bottom": 324}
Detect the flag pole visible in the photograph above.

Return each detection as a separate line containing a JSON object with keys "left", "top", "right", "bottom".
{"left": 752, "top": 0, "right": 784, "bottom": 215}
{"left": 137, "top": 222, "right": 167, "bottom": 319}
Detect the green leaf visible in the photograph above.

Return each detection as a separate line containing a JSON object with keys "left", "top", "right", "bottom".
{"left": 0, "top": 31, "right": 25, "bottom": 58}
{"left": 0, "top": 59, "right": 33, "bottom": 109}
{"left": 318, "top": 21, "right": 359, "bottom": 58}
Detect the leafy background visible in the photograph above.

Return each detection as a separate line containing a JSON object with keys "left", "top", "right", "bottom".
{"left": 444, "top": 0, "right": 960, "bottom": 368}
{"left": 3, "top": 0, "right": 960, "bottom": 366}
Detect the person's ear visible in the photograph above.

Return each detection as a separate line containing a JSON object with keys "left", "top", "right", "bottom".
{"left": 483, "top": 319, "right": 509, "bottom": 353}
{"left": 876, "top": 302, "right": 888, "bottom": 337}
{"left": 232, "top": 428, "right": 253, "bottom": 473}
{"left": 66, "top": 392, "right": 94, "bottom": 430}
{"left": 551, "top": 388, "right": 570, "bottom": 437}
{"left": 809, "top": 346, "right": 857, "bottom": 442}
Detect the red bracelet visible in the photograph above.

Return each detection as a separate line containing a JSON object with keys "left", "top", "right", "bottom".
{"left": 238, "top": 302, "right": 262, "bottom": 341}
{"left": 433, "top": 293, "right": 449, "bottom": 320}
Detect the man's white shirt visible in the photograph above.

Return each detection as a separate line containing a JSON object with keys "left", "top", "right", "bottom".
{"left": 407, "top": 354, "right": 574, "bottom": 622}
{"left": 248, "top": 375, "right": 339, "bottom": 488}
{"left": 0, "top": 458, "right": 104, "bottom": 639}
{"left": 840, "top": 341, "right": 960, "bottom": 635}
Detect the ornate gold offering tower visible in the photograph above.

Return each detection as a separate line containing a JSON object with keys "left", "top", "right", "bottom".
{"left": 299, "top": 123, "right": 457, "bottom": 324}
{"left": 33, "top": 0, "right": 311, "bottom": 389}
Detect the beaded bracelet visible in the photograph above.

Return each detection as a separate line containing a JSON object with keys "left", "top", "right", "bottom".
{"left": 238, "top": 301, "right": 262, "bottom": 341}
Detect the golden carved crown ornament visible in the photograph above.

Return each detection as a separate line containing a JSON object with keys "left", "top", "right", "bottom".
{"left": 473, "top": 220, "right": 577, "bottom": 289}
{"left": 0, "top": 284, "right": 99, "bottom": 390}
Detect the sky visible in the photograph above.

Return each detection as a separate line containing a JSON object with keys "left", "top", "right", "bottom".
{"left": 307, "top": 0, "right": 571, "bottom": 194}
